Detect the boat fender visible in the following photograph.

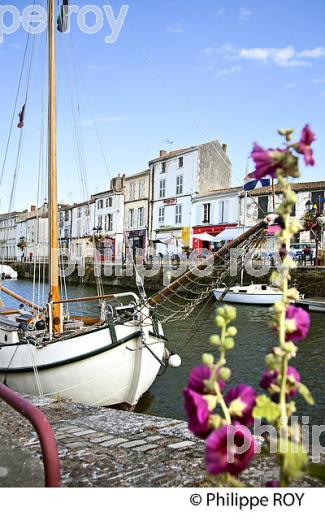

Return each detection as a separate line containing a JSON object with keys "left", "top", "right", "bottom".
{"left": 168, "top": 353, "right": 182, "bottom": 368}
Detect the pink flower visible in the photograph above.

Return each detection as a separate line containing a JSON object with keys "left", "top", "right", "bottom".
{"left": 206, "top": 424, "right": 256, "bottom": 476}
{"left": 260, "top": 366, "right": 301, "bottom": 402}
{"left": 298, "top": 125, "right": 316, "bottom": 166}
{"left": 188, "top": 364, "right": 225, "bottom": 394}
{"left": 285, "top": 305, "right": 311, "bottom": 342}
{"left": 183, "top": 388, "right": 212, "bottom": 439}
{"left": 224, "top": 384, "right": 257, "bottom": 426}
{"left": 251, "top": 144, "right": 286, "bottom": 180}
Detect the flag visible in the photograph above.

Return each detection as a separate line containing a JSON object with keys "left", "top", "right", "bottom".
{"left": 244, "top": 171, "right": 271, "bottom": 191}
{"left": 57, "top": 0, "right": 69, "bottom": 33}
{"left": 17, "top": 103, "right": 26, "bottom": 129}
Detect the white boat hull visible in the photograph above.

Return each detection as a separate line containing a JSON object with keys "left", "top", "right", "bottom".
{"left": 213, "top": 285, "right": 283, "bottom": 305}
{"left": 0, "top": 320, "right": 165, "bottom": 407}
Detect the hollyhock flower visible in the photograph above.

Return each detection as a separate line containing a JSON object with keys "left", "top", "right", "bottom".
{"left": 183, "top": 388, "right": 212, "bottom": 439}
{"left": 260, "top": 366, "right": 301, "bottom": 401}
{"left": 188, "top": 364, "right": 225, "bottom": 394}
{"left": 266, "top": 480, "right": 280, "bottom": 487}
{"left": 224, "top": 384, "right": 257, "bottom": 426}
{"left": 285, "top": 305, "right": 311, "bottom": 342}
{"left": 251, "top": 144, "right": 286, "bottom": 180}
{"left": 298, "top": 124, "right": 316, "bottom": 166}
{"left": 206, "top": 424, "right": 256, "bottom": 476}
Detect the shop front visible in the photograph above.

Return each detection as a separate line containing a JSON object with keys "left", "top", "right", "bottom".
{"left": 192, "top": 224, "right": 238, "bottom": 252}
{"left": 125, "top": 229, "right": 147, "bottom": 258}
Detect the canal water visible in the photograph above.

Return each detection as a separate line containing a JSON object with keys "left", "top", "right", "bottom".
{"left": 1, "top": 279, "right": 324, "bottom": 429}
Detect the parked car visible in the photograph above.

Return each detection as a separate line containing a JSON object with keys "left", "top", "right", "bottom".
{"left": 289, "top": 242, "right": 316, "bottom": 260}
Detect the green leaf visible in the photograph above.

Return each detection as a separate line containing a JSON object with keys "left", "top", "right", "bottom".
{"left": 253, "top": 395, "right": 281, "bottom": 423}
{"left": 298, "top": 383, "right": 315, "bottom": 406}
{"left": 279, "top": 441, "right": 308, "bottom": 480}
{"left": 307, "top": 463, "right": 325, "bottom": 482}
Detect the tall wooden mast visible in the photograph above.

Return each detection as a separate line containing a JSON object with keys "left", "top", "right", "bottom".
{"left": 48, "top": 0, "right": 61, "bottom": 333}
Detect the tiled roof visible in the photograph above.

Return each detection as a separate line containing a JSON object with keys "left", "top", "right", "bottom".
{"left": 125, "top": 169, "right": 150, "bottom": 180}
{"left": 239, "top": 180, "right": 325, "bottom": 197}
{"left": 149, "top": 146, "right": 197, "bottom": 164}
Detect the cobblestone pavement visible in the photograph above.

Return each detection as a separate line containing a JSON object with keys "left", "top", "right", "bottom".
{"left": 0, "top": 396, "right": 323, "bottom": 487}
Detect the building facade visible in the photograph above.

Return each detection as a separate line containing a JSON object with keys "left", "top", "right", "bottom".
{"left": 191, "top": 187, "right": 240, "bottom": 251}
{"left": 92, "top": 175, "right": 125, "bottom": 261}
{"left": 124, "top": 170, "right": 150, "bottom": 257}
{"left": 240, "top": 181, "right": 325, "bottom": 245}
{"left": 149, "top": 140, "right": 232, "bottom": 255}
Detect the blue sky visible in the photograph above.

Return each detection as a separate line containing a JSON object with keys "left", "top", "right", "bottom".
{"left": 0, "top": 0, "right": 325, "bottom": 211}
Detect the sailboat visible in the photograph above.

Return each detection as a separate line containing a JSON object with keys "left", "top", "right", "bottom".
{"left": 0, "top": 3, "right": 273, "bottom": 408}
{"left": 0, "top": 1, "right": 177, "bottom": 408}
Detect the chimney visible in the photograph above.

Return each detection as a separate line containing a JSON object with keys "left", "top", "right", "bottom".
{"left": 30, "top": 205, "right": 36, "bottom": 212}
{"left": 222, "top": 143, "right": 228, "bottom": 153}
{"left": 160, "top": 150, "right": 167, "bottom": 157}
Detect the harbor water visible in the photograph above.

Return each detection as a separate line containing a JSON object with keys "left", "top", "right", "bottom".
{"left": 1, "top": 279, "right": 324, "bottom": 430}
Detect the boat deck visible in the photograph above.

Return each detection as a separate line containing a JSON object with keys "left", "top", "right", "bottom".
{"left": 296, "top": 297, "right": 325, "bottom": 313}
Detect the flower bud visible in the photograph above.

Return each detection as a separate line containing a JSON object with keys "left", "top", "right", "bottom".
{"left": 202, "top": 353, "right": 214, "bottom": 366}
{"left": 210, "top": 334, "right": 221, "bottom": 346}
{"left": 223, "top": 337, "right": 235, "bottom": 350}
{"left": 287, "top": 288, "right": 300, "bottom": 302}
{"left": 219, "top": 367, "right": 232, "bottom": 381}
{"left": 227, "top": 326, "right": 237, "bottom": 337}
{"left": 208, "top": 414, "right": 223, "bottom": 429}
{"left": 223, "top": 305, "right": 237, "bottom": 321}
{"left": 215, "top": 315, "right": 225, "bottom": 328}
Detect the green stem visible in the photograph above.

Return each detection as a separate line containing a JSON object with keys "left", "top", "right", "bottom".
{"left": 215, "top": 384, "right": 231, "bottom": 425}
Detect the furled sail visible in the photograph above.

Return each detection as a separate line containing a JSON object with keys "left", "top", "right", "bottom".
{"left": 57, "top": 0, "right": 70, "bottom": 33}
{"left": 145, "top": 220, "right": 269, "bottom": 323}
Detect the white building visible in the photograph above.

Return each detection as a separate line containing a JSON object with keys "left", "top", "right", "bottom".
{"left": 149, "top": 141, "right": 232, "bottom": 255}
{"left": 0, "top": 211, "right": 24, "bottom": 260}
{"left": 191, "top": 187, "right": 241, "bottom": 251}
{"left": 92, "top": 175, "right": 125, "bottom": 261}
{"left": 240, "top": 181, "right": 325, "bottom": 246}
{"left": 16, "top": 216, "right": 48, "bottom": 261}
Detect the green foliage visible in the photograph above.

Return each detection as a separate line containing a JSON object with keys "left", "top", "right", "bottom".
{"left": 278, "top": 441, "right": 308, "bottom": 480}
{"left": 298, "top": 383, "right": 315, "bottom": 405}
{"left": 253, "top": 395, "right": 281, "bottom": 423}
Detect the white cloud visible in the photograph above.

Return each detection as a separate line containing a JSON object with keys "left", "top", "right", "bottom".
{"left": 166, "top": 22, "right": 185, "bottom": 34}
{"left": 298, "top": 47, "right": 325, "bottom": 58}
{"left": 202, "top": 44, "right": 325, "bottom": 68}
{"left": 80, "top": 116, "right": 126, "bottom": 127}
{"left": 216, "top": 7, "right": 225, "bottom": 17}
{"left": 313, "top": 78, "right": 325, "bottom": 85}
{"left": 217, "top": 65, "right": 242, "bottom": 76}
{"left": 284, "top": 83, "right": 296, "bottom": 90}
{"left": 239, "top": 7, "right": 254, "bottom": 23}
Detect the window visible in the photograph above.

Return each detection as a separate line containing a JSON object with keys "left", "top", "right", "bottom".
{"left": 218, "top": 200, "right": 229, "bottom": 223}
{"left": 203, "top": 203, "right": 211, "bottom": 224}
{"left": 97, "top": 199, "right": 104, "bottom": 210}
{"left": 161, "top": 162, "right": 166, "bottom": 174}
{"left": 258, "top": 196, "right": 269, "bottom": 219}
{"left": 290, "top": 204, "right": 296, "bottom": 217}
{"left": 128, "top": 209, "right": 135, "bottom": 228}
{"left": 105, "top": 214, "right": 113, "bottom": 231}
{"left": 175, "top": 204, "right": 182, "bottom": 225}
{"left": 97, "top": 215, "right": 103, "bottom": 229}
{"left": 159, "top": 179, "right": 166, "bottom": 198}
{"left": 85, "top": 206, "right": 90, "bottom": 216}
{"left": 129, "top": 182, "right": 136, "bottom": 201}
{"left": 158, "top": 207, "right": 165, "bottom": 224}
{"left": 311, "top": 191, "right": 325, "bottom": 213}
{"left": 176, "top": 175, "right": 183, "bottom": 195}
{"left": 64, "top": 210, "right": 69, "bottom": 221}
{"left": 77, "top": 207, "right": 82, "bottom": 218}
{"left": 139, "top": 180, "right": 145, "bottom": 198}
{"left": 77, "top": 221, "right": 81, "bottom": 237}
{"left": 178, "top": 157, "right": 184, "bottom": 168}
{"left": 106, "top": 197, "right": 113, "bottom": 208}
{"left": 138, "top": 207, "right": 144, "bottom": 227}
